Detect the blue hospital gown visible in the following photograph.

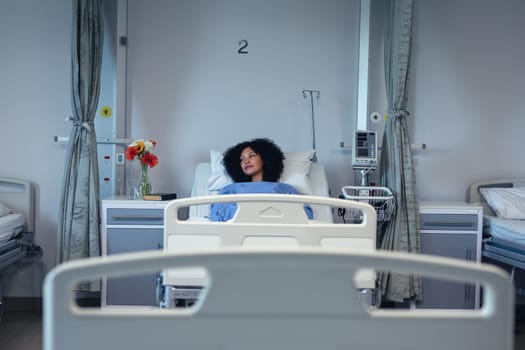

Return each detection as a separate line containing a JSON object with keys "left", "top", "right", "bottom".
{"left": 209, "top": 182, "right": 313, "bottom": 221}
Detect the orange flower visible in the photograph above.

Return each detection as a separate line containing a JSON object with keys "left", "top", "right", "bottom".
{"left": 135, "top": 140, "right": 145, "bottom": 154}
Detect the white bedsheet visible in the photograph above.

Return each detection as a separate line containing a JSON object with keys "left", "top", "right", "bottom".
{"left": 0, "top": 212, "right": 25, "bottom": 243}
{"left": 484, "top": 215, "right": 525, "bottom": 250}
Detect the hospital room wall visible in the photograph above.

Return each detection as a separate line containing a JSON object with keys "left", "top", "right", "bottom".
{"left": 367, "top": 0, "right": 525, "bottom": 201}
{"left": 125, "top": 0, "right": 361, "bottom": 198}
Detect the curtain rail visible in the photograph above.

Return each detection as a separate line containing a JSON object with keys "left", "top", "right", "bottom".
{"left": 54, "top": 136, "right": 132, "bottom": 145}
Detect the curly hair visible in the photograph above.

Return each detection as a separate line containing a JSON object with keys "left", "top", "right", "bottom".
{"left": 222, "top": 138, "right": 285, "bottom": 182}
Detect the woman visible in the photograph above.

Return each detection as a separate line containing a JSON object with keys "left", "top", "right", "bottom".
{"left": 210, "top": 138, "right": 313, "bottom": 221}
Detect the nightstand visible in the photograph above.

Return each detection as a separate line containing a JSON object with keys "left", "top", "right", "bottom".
{"left": 417, "top": 201, "right": 483, "bottom": 309}
{"left": 101, "top": 197, "right": 171, "bottom": 307}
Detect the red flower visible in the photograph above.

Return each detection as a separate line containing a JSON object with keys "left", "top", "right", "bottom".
{"left": 141, "top": 152, "right": 159, "bottom": 168}
{"left": 125, "top": 146, "right": 138, "bottom": 160}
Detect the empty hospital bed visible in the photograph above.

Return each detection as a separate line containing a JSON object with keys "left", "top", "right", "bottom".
{"left": 469, "top": 178, "right": 525, "bottom": 303}
{"left": 43, "top": 248, "right": 515, "bottom": 350}
{"left": 469, "top": 179, "right": 525, "bottom": 269}
{"left": 0, "top": 176, "right": 41, "bottom": 318}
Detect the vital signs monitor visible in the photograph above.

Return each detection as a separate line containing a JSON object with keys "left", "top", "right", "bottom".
{"left": 352, "top": 130, "right": 377, "bottom": 170}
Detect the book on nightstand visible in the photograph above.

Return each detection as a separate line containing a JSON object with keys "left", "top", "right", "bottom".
{"left": 143, "top": 192, "right": 178, "bottom": 201}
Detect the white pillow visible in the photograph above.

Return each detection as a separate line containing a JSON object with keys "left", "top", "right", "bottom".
{"left": 207, "top": 149, "right": 233, "bottom": 192}
{"left": 280, "top": 150, "right": 314, "bottom": 194}
{"left": 0, "top": 202, "right": 11, "bottom": 217}
{"left": 479, "top": 187, "right": 525, "bottom": 220}
{"left": 207, "top": 149, "right": 314, "bottom": 194}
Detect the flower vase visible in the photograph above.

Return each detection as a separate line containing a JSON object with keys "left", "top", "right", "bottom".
{"left": 138, "top": 164, "right": 151, "bottom": 198}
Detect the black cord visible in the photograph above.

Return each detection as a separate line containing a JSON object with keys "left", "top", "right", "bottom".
{"left": 337, "top": 195, "right": 347, "bottom": 223}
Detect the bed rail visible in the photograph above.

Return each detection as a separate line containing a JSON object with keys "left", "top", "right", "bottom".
{"left": 163, "top": 194, "right": 377, "bottom": 289}
{"left": 44, "top": 248, "right": 514, "bottom": 350}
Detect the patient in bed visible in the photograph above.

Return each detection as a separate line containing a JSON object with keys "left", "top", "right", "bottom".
{"left": 210, "top": 138, "right": 313, "bottom": 221}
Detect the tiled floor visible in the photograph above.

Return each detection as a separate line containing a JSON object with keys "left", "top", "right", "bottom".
{"left": 516, "top": 320, "right": 525, "bottom": 350}
{"left": 0, "top": 311, "right": 42, "bottom": 350}
{"left": 0, "top": 308, "right": 524, "bottom": 350}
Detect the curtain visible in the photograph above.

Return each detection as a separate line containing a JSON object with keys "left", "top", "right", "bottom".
{"left": 57, "top": 0, "right": 103, "bottom": 283}
{"left": 377, "top": 0, "right": 422, "bottom": 302}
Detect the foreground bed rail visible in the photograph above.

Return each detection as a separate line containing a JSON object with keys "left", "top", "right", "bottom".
{"left": 44, "top": 248, "right": 514, "bottom": 350}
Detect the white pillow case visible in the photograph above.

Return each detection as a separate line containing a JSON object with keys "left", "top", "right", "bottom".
{"left": 207, "top": 149, "right": 233, "bottom": 193}
{"left": 479, "top": 187, "right": 525, "bottom": 220}
{"left": 0, "top": 202, "right": 11, "bottom": 217}
{"left": 279, "top": 150, "right": 315, "bottom": 194}
{"left": 207, "top": 149, "right": 314, "bottom": 194}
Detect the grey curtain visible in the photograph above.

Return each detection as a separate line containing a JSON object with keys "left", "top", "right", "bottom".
{"left": 377, "top": 0, "right": 422, "bottom": 302}
{"left": 57, "top": 0, "right": 103, "bottom": 278}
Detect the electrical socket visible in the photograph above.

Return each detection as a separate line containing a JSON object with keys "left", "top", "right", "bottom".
{"left": 116, "top": 153, "right": 125, "bottom": 164}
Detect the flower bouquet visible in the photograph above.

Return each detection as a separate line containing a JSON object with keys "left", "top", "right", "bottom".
{"left": 125, "top": 139, "right": 159, "bottom": 198}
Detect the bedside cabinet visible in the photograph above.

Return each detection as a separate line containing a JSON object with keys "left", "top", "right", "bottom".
{"left": 417, "top": 201, "right": 483, "bottom": 309}
{"left": 101, "top": 197, "right": 171, "bottom": 307}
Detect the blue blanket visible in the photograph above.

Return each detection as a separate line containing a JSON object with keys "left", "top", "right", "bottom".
{"left": 209, "top": 182, "right": 313, "bottom": 222}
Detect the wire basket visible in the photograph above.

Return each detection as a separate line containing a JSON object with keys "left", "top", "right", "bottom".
{"left": 341, "top": 186, "right": 395, "bottom": 222}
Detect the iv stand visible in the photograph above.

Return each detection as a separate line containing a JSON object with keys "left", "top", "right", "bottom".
{"left": 302, "top": 89, "right": 320, "bottom": 162}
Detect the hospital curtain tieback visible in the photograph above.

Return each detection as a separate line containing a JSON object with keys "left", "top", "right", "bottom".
{"left": 125, "top": 139, "right": 159, "bottom": 199}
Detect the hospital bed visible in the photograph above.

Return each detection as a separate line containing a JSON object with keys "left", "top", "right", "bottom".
{"left": 160, "top": 194, "right": 377, "bottom": 308}
{"left": 43, "top": 248, "right": 515, "bottom": 350}
{"left": 0, "top": 176, "right": 40, "bottom": 318}
{"left": 469, "top": 179, "right": 525, "bottom": 298}
{"left": 158, "top": 151, "right": 379, "bottom": 306}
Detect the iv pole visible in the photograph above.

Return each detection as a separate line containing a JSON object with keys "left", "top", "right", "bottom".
{"left": 302, "top": 89, "right": 320, "bottom": 162}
